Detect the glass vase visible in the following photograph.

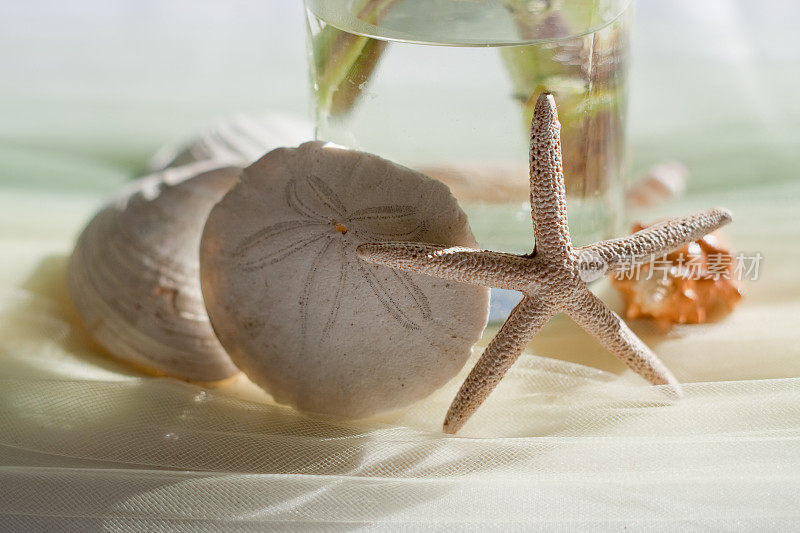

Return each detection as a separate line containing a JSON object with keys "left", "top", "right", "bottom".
{"left": 304, "top": 0, "right": 633, "bottom": 321}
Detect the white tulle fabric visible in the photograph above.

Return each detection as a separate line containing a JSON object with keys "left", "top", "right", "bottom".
{"left": 2, "top": 180, "right": 800, "bottom": 530}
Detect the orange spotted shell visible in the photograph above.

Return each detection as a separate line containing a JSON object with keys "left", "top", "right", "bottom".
{"left": 611, "top": 224, "right": 743, "bottom": 326}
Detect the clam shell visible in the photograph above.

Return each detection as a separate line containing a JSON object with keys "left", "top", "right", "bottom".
{"left": 149, "top": 112, "right": 313, "bottom": 171}
{"left": 68, "top": 162, "right": 241, "bottom": 381}
{"left": 200, "top": 141, "right": 490, "bottom": 418}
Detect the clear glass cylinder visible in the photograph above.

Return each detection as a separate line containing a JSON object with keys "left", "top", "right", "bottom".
{"left": 304, "top": 0, "right": 633, "bottom": 253}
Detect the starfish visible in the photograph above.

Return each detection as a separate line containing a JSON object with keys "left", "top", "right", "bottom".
{"left": 356, "top": 93, "right": 732, "bottom": 434}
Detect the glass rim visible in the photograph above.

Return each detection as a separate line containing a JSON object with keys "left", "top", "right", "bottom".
{"left": 304, "top": 0, "right": 634, "bottom": 47}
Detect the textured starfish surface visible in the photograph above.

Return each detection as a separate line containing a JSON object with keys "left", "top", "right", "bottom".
{"left": 357, "top": 93, "right": 732, "bottom": 434}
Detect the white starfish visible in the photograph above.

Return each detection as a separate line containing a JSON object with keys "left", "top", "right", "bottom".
{"left": 357, "top": 93, "right": 732, "bottom": 434}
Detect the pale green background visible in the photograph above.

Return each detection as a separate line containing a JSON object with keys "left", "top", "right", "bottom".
{"left": 1, "top": 0, "right": 797, "bottom": 195}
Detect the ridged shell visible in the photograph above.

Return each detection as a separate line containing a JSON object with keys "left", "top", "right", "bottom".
{"left": 149, "top": 112, "right": 313, "bottom": 171}
{"left": 200, "top": 141, "right": 490, "bottom": 418}
{"left": 68, "top": 162, "right": 241, "bottom": 381}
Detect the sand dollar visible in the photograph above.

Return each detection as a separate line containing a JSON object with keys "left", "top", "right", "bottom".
{"left": 200, "top": 141, "right": 489, "bottom": 418}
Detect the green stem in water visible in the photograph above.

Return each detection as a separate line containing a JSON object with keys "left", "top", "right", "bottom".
{"left": 499, "top": 0, "right": 629, "bottom": 197}
{"left": 313, "top": 0, "right": 398, "bottom": 117}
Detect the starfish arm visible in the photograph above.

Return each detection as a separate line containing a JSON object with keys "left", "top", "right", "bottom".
{"left": 530, "top": 92, "right": 572, "bottom": 257}
{"left": 578, "top": 207, "right": 732, "bottom": 275}
{"left": 565, "top": 289, "right": 682, "bottom": 393}
{"left": 356, "top": 242, "right": 535, "bottom": 291}
{"left": 443, "top": 294, "right": 555, "bottom": 434}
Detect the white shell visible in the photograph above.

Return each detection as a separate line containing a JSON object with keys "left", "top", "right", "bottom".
{"left": 200, "top": 141, "right": 490, "bottom": 418}
{"left": 149, "top": 112, "right": 313, "bottom": 171}
{"left": 626, "top": 160, "right": 689, "bottom": 208}
{"left": 68, "top": 162, "right": 241, "bottom": 381}
{"left": 419, "top": 161, "right": 529, "bottom": 204}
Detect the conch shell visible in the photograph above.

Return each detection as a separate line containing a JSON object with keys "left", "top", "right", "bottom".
{"left": 67, "top": 162, "right": 241, "bottom": 381}
{"left": 611, "top": 224, "right": 743, "bottom": 326}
